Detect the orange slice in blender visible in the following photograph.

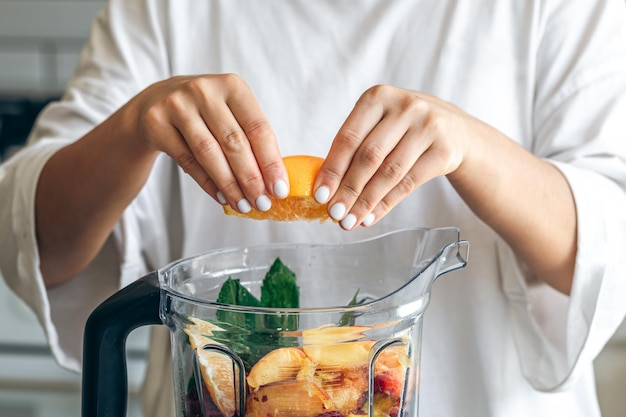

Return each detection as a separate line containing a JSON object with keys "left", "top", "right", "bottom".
{"left": 223, "top": 155, "right": 330, "bottom": 222}
{"left": 184, "top": 318, "right": 237, "bottom": 417}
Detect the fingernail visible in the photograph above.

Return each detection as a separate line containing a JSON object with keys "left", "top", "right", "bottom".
{"left": 315, "top": 186, "right": 330, "bottom": 204}
{"left": 329, "top": 203, "right": 346, "bottom": 221}
{"left": 274, "top": 179, "right": 289, "bottom": 198}
{"left": 340, "top": 213, "right": 357, "bottom": 230}
{"left": 256, "top": 195, "right": 272, "bottom": 212}
{"left": 362, "top": 213, "right": 375, "bottom": 227}
{"left": 237, "top": 198, "right": 252, "bottom": 213}
{"left": 216, "top": 191, "right": 227, "bottom": 205}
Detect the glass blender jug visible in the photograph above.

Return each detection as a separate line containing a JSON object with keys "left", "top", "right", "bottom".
{"left": 81, "top": 227, "right": 469, "bottom": 417}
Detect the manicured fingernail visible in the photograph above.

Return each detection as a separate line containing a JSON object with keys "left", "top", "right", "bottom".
{"left": 362, "top": 213, "right": 375, "bottom": 227}
{"left": 315, "top": 186, "right": 330, "bottom": 204}
{"left": 237, "top": 198, "right": 252, "bottom": 213}
{"left": 256, "top": 195, "right": 272, "bottom": 212}
{"left": 341, "top": 214, "right": 357, "bottom": 230}
{"left": 329, "top": 203, "right": 346, "bottom": 221}
{"left": 274, "top": 179, "right": 289, "bottom": 198}
{"left": 216, "top": 191, "right": 227, "bottom": 205}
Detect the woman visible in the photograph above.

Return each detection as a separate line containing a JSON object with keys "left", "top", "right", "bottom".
{"left": 1, "top": 1, "right": 625, "bottom": 416}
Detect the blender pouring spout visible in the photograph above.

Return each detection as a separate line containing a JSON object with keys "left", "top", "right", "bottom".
{"left": 378, "top": 228, "right": 470, "bottom": 312}
{"left": 434, "top": 239, "right": 470, "bottom": 278}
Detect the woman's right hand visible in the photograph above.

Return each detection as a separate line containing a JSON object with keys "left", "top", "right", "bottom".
{"left": 37, "top": 73, "right": 287, "bottom": 287}
{"left": 125, "top": 73, "right": 289, "bottom": 213}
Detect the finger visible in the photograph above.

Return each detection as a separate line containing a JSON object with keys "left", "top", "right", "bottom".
{"left": 313, "top": 94, "right": 384, "bottom": 205}
{"left": 370, "top": 147, "right": 450, "bottom": 224}
{"left": 227, "top": 89, "right": 288, "bottom": 199}
{"left": 175, "top": 75, "right": 270, "bottom": 212}
{"left": 157, "top": 120, "right": 224, "bottom": 204}
{"left": 202, "top": 101, "right": 271, "bottom": 209}
{"left": 339, "top": 127, "right": 433, "bottom": 229}
{"left": 172, "top": 107, "right": 254, "bottom": 213}
{"left": 328, "top": 111, "right": 415, "bottom": 226}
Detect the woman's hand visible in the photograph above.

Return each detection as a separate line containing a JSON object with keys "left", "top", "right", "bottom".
{"left": 128, "top": 74, "right": 289, "bottom": 213}
{"left": 316, "top": 84, "right": 576, "bottom": 294}
{"left": 314, "top": 85, "right": 478, "bottom": 230}
{"left": 37, "top": 73, "right": 289, "bottom": 287}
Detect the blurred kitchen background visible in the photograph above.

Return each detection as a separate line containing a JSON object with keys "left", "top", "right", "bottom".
{"left": 0, "top": 1, "right": 148, "bottom": 417}
{"left": 0, "top": 1, "right": 625, "bottom": 417}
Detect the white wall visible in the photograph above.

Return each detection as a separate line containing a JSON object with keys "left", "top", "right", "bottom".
{"left": 0, "top": 0, "right": 104, "bottom": 96}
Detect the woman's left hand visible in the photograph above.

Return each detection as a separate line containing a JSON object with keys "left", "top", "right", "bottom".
{"left": 316, "top": 84, "right": 577, "bottom": 294}
{"left": 314, "top": 84, "right": 483, "bottom": 230}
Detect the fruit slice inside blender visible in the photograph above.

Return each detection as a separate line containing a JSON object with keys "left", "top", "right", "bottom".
{"left": 183, "top": 258, "right": 409, "bottom": 417}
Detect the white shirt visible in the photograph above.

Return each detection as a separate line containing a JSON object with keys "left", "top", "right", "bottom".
{"left": 1, "top": 1, "right": 626, "bottom": 416}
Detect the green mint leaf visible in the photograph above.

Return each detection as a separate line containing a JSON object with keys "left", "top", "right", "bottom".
{"left": 260, "top": 258, "right": 300, "bottom": 332}
{"left": 338, "top": 289, "right": 364, "bottom": 326}
{"left": 216, "top": 277, "right": 261, "bottom": 329}
{"left": 260, "top": 257, "right": 299, "bottom": 308}
{"left": 217, "top": 277, "right": 260, "bottom": 307}
{"left": 208, "top": 259, "right": 302, "bottom": 371}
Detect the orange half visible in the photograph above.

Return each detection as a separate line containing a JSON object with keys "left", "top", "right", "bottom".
{"left": 223, "top": 155, "right": 329, "bottom": 222}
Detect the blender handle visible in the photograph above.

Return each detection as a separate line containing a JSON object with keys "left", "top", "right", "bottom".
{"left": 82, "top": 272, "right": 162, "bottom": 417}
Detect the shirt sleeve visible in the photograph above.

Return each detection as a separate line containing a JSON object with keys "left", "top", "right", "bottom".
{"left": 502, "top": 0, "right": 626, "bottom": 391}
{"left": 0, "top": 0, "right": 169, "bottom": 371}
